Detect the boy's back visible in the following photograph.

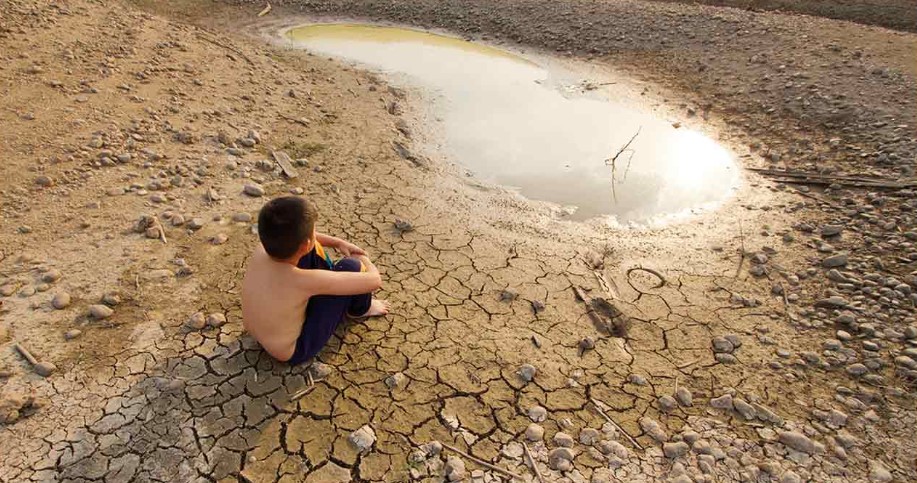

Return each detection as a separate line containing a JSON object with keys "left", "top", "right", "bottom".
{"left": 242, "top": 245, "right": 312, "bottom": 361}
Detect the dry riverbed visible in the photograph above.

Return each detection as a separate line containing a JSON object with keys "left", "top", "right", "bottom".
{"left": 1, "top": 0, "right": 916, "bottom": 482}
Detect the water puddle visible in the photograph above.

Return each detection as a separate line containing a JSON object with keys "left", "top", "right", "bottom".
{"left": 285, "top": 24, "right": 740, "bottom": 224}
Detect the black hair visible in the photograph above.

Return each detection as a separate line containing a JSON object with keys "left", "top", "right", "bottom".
{"left": 257, "top": 196, "right": 318, "bottom": 259}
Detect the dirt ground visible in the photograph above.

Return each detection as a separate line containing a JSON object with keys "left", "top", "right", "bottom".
{"left": 0, "top": 0, "right": 915, "bottom": 482}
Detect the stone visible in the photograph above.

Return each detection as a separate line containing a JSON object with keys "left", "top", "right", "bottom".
{"left": 51, "top": 292, "right": 71, "bottom": 309}
{"left": 553, "top": 432, "right": 575, "bottom": 448}
{"left": 734, "top": 398, "right": 756, "bottom": 420}
{"left": 525, "top": 423, "right": 544, "bottom": 441}
{"left": 348, "top": 425, "right": 376, "bottom": 453}
{"left": 675, "top": 387, "right": 693, "bottom": 406}
{"left": 41, "top": 269, "right": 62, "bottom": 283}
{"left": 444, "top": 456, "right": 466, "bottom": 481}
{"left": 305, "top": 462, "right": 351, "bottom": 483}
{"left": 243, "top": 183, "right": 265, "bottom": 197}
{"left": 185, "top": 312, "right": 206, "bottom": 330}
{"left": 579, "top": 428, "right": 601, "bottom": 445}
{"left": 232, "top": 212, "right": 252, "bottom": 223}
{"left": 710, "top": 394, "right": 734, "bottom": 410}
{"left": 206, "top": 313, "right": 227, "bottom": 327}
{"left": 64, "top": 329, "right": 82, "bottom": 340}
{"left": 639, "top": 417, "right": 667, "bottom": 442}
{"left": 384, "top": 372, "right": 406, "bottom": 389}
{"left": 548, "top": 447, "right": 575, "bottom": 471}
{"left": 528, "top": 405, "right": 547, "bottom": 422}
{"left": 712, "top": 336, "right": 734, "bottom": 353}
{"left": 102, "top": 292, "right": 121, "bottom": 306}
{"left": 628, "top": 373, "right": 648, "bottom": 385}
{"left": 846, "top": 363, "right": 868, "bottom": 377}
{"left": 188, "top": 218, "right": 205, "bottom": 230}
{"left": 89, "top": 304, "right": 113, "bottom": 319}
{"left": 659, "top": 395, "right": 678, "bottom": 412}
{"left": 821, "top": 225, "right": 843, "bottom": 237}
{"left": 778, "top": 431, "right": 824, "bottom": 454}
{"left": 779, "top": 470, "right": 802, "bottom": 483}
{"left": 310, "top": 362, "right": 332, "bottom": 379}
{"left": 664, "top": 442, "right": 690, "bottom": 459}
{"left": 211, "top": 233, "right": 228, "bottom": 245}
{"left": 421, "top": 441, "right": 443, "bottom": 457}
{"left": 35, "top": 175, "right": 54, "bottom": 187}
{"left": 823, "top": 253, "right": 849, "bottom": 268}
{"left": 518, "top": 363, "right": 537, "bottom": 382}
{"left": 868, "top": 461, "right": 892, "bottom": 482}
{"left": 578, "top": 337, "right": 595, "bottom": 353}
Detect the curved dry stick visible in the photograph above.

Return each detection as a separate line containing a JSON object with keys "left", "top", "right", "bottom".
{"left": 441, "top": 443, "right": 524, "bottom": 480}
{"left": 626, "top": 266, "right": 666, "bottom": 289}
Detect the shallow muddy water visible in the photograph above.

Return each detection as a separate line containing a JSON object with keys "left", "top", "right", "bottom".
{"left": 286, "top": 24, "right": 740, "bottom": 224}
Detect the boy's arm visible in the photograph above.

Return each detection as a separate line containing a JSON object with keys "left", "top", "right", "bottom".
{"left": 315, "top": 232, "right": 366, "bottom": 257}
{"left": 302, "top": 268, "right": 382, "bottom": 296}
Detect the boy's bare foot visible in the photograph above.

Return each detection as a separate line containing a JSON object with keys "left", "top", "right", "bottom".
{"left": 361, "top": 299, "right": 390, "bottom": 317}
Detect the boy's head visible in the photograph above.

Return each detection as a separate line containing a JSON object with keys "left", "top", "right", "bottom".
{"left": 257, "top": 196, "right": 318, "bottom": 260}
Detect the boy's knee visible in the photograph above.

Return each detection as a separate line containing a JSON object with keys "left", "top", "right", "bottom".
{"left": 333, "top": 257, "right": 362, "bottom": 273}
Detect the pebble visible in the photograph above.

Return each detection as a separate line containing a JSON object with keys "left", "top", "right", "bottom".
{"left": 518, "top": 363, "right": 537, "bottom": 382}
{"left": 206, "top": 313, "right": 227, "bottom": 327}
{"left": 444, "top": 456, "right": 466, "bottom": 481}
{"left": 310, "top": 362, "right": 332, "bottom": 379}
{"left": 779, "top": 470, "right": 802, "bottom": 483}
{"left": 41, "top": 269, "right": 62, "bottom": 283}
{"left": 232, "top": 212, "right": 252, "bottom": 223}
{"left": 348, "top": 425, "right": 376, "bottom": 453}
{"left": 188, "top": 218, "right": 205, "bottom": 230}
{"left": 89, "top": 304, "right": 113, "bottom": 319}
{"left": 51, "top": 292, "right": 71, "bottom": 309}
{"left": 663, "top": 441, "right": 690, "bottom": 459}
{"left": 210, "top": 234, "right": 229, "bottom": 245}
{"left": 846, "top": 363, "right": 868, "bottom": 376}
{"left": 710, "top": 393, "right": 734, "bottom": 410}
{"left": 528, "top": 405, "right": 547, "bottom": 422}
{"left": 734, "top": 398, "right": 757, "bottom": 420}
{"left": 35, "top": 175, "right": 54, "bottom": 187}
{"left": 185, "top": 312, "right": 206, "bottom": 330}
{"left": 525, "top": 423, "right": 544, "bottom": 441}
{"left": 553, "top": 431, "right": 575, "bottom": 448}
{"left": 675, "top": 387, "right": 693, "bottom": 406}
{"left": 778, "top": 430, "right": 825, "bottom": 454}
{"left": 821, "top": 225, "right": 843, "bottom": 237}
{"left": 659, "top": 395, "right": 678, "bottom": 412}
{"left": 384, "top": 372, "right": 406, "bottom": 389}
{"left": 102, "top": 292, "right": 121, "bottom": 306}
{"left": 548, "top": 447, "right": 575, "bottom": 471}
{"left": 579, "top": 427, "right": 601, "bottom": 445}
{"left": 868, "top": 460, "right": 892, "bottom": 482}
{"left": 823, "top": 253, "right": 849, "bottom": 268}
{"left": 243, "top": 183, "right": 264, "bottom": 197}
{"left": 639, "top": 417, "right": 667, "bottom": 442}
{"left": 64, "top": 329, "right": 82, "bottom": 340}
{"left": 628, "top": 373, "right": 648, "bottom": 385}
{"left": 712, "top": 336, "right": 734, "bottom": 353}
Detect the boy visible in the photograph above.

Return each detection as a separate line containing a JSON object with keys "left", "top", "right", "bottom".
{"left": 242, "top": 196, "right": 389, "bottom": 364}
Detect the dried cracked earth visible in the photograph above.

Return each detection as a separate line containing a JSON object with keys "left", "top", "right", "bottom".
{"left": 1, "top": 0, "right": 916, "bottom": 482}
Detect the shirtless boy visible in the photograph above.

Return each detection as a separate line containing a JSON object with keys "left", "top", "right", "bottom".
{"left": 242, "top": 196, "right": 390, "bottom": 364}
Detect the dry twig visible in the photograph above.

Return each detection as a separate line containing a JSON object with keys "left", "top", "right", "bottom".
{"left": 521, "top": 441, "right": 546, "bottom": 483}
{"left": 441, "top": 443, "right": 524, "bottom": 480}
{"left": 605, "top": 127, "right": 642, "bottom": 202}
{"left": 257, "top": 3, "right": 272, "bottom": 17}
{"left": 590, "top": 398, "right": 644, "bottom": 451}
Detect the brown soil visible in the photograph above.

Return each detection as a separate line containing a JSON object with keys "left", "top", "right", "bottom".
{"left": 0, "top": 0, "right": 915, "bottom": 482}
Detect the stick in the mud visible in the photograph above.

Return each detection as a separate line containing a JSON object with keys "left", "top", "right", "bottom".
{"left": 14, "top": 343, "right": 56, "bottom": 377}
{"left": 734, "top": 219, "right": 746, "bottom": 278}
{"left": 677, "top": 359, "right": 699, "bottom": 369}
{"left": 257, "top": 3, "right": 272, "bottom": 17}
{"left": 521, "top": 441, "right": 546, "bottom": 483}
{"left": 196, "top": 33, "right": 255, "bottom": 66}
{"left": 441, "top": 443, "right": 524, "bottom": 480}
{"left": 290, "top": 385, "right": 315, "bottom": 401}
{"left": 589, "top": 398, "right": 644, "bottom": 451}
{"left": 605, "top": 127, "right": 642, "bottom": 203}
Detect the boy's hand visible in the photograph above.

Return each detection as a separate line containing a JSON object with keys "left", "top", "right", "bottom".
{"left": 336, "top": 241, "right": 366, "bottom": 257}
